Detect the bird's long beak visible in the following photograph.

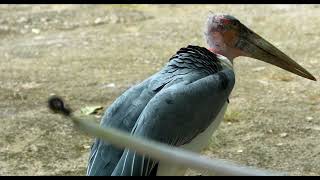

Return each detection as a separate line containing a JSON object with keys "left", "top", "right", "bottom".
{"left": 236, "top": 25, "right": 316, "bottom": 81}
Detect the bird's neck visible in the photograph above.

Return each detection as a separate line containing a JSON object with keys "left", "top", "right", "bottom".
{"left": 207, "top": 47, "right": 234, "bottom": 64}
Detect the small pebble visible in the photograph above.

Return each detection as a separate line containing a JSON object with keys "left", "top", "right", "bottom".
{"left": 83, "top": 145, "right": 91, "bottom": 149}
{"left": 306, "top": 116, "right": 313, "bottom": 121}
{"left": 17, "top": 17, "right": 28, "bottom": 23}
{"left": 94, "top": 17, "right": 103, "bottom": 24}
{"left": 31, "top": 28, "right": 40, "bottom": 34}
{"left": 280, "top": 133, "right": 288, "bottom": 138}
{"left": 105, "top": 83, "right": 116, "bottom": 88}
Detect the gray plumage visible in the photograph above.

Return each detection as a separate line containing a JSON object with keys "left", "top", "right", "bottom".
{"left": 87, "top": 45, "right": 235, "bottom": 176}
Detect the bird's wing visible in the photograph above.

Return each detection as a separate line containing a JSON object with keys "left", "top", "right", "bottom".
{"left": 111, "top": 68, "right": 235, "bottom": 176}
{"left": 86, "top": 76, "right": 158, "bottom": 176}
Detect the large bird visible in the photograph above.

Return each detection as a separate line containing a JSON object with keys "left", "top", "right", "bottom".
{"left": 86, "top": 13, "right": 316, "bottom": 176}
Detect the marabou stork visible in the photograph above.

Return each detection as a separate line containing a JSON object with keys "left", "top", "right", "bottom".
{"left": 86, "top": 13, "right": 316, "bottom": 176}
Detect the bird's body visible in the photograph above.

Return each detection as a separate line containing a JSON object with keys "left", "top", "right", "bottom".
{"left": 87, "top": 14, "right": 316, "bottom": 176}
{"left": 87, "top": 45, "right": 235, "bottom": 176}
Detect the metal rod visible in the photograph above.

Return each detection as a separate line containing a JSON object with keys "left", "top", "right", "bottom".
{"left": 48, "top": 96, "right": 286, "bottom": 176}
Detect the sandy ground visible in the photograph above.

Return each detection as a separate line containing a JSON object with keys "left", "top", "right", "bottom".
{"left": 0, "top": 4, "right": 319, "bottom": 176}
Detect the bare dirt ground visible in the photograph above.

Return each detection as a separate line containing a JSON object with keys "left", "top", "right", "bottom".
{"left": 0, "top": 4, "right": 319, "bottom": 176}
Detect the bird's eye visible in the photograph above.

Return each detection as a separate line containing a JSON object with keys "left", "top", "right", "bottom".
{"left": 232, "top": 21, "right": 238, "bottom": 26}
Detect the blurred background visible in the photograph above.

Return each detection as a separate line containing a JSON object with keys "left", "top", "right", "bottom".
{"left": 0, "top": 4, "right": 319, "bottom": 175}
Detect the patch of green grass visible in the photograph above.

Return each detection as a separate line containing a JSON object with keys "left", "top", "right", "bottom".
{"left": 224, "top": 110, "right": 242, "bottom": 123}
